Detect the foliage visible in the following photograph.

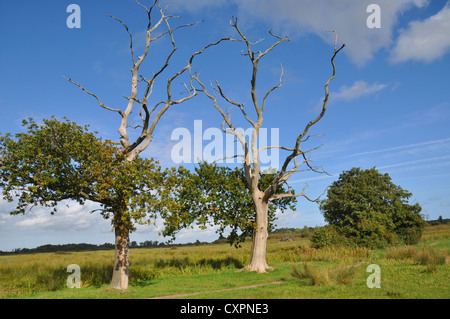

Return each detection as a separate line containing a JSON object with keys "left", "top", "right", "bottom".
{"left": 270, "top": 226, "right": 314, "bottom": 238}
{"left": 164, "top": 161, "right": 297, "bottom": 246}
{"left": 0, "top": 117, "right": 173, "bottom": 235}
{"left": 317, "top": 167, "right": 425, "bottom": 248}
{"left": 310, "top": 225, "right": 348, "bottom": 249}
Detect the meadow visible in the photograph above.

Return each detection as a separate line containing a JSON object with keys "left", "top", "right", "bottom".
{"left": 0, "top": 225, "right": 449, "bottom": 299}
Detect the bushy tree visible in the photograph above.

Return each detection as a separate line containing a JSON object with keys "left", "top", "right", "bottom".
{"left": 165, "top": 162, "right": 297, "bottom": 249}
{"left": 0, "top": 117, "right": 176, "bottom": 289}
{"left": 315, "top": 167, "right": 425, "bottom": 248}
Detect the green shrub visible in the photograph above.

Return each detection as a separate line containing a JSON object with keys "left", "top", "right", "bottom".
{"left": 396, "top": 227, "right": 423, "bottom": 245}
{"left": 310, "top": 225, "right": 347, "bottom": 248}
{"left": 318, "top": 167, "right": 425, "bottom": 248}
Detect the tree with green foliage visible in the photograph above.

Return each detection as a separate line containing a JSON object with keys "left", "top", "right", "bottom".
{"left": 0, "top": 118, "right": 176, "bottom": 289}
{"left": 313, "top": 167, "right": 425, "bottom": 248}
{"left": 60, "top": 0, "right": 230, "bottom": 289}
{"left": 164, "top": 162, "right": 297, "bottom": 249}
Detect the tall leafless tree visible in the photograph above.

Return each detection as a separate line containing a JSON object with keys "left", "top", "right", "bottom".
{"left": 64, "top": 0, "right": 229, "bottom": 289}
{"left": 196, "top": 18, "right": 345, "bottom": 273}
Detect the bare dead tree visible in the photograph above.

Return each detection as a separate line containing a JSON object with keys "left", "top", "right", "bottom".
{"left": 64, "top": 0, "right": 229, "bottom": 289}
{"left": 196, "top": 18, "right": 345, "bottom": 273}
{"left": 65, "top": 0, "right": 229, "bottom": 162}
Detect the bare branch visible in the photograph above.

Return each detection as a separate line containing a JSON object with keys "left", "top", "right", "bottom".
{"left": 214, "top": 80, "right": 256, "bottom": 127}
{"left": 278, "top": 34, "right": 345, "bottom": 176}
{"left": 254, "top": 31, "right": 289, "bottom": 63}
{"left": 258, "top": 145, "right": 295, "bottom": 152}
{"left": 269, "top": 183, "right": 326, "bottom": 203}
{"left": 134, "top": 0, "right": 152, "bottom": 13}
{"left": 65, "top": 1, "right": 231, "bottom": 162}
{"left": 296, "top": 38, "right": 345, "bottom": 143}
{"left": 106, "top": 14, "right": 135, "bottom": 65}
{"left": 301, "top": 133, "right": 326, "bottom": 143}
{"left": 263, "top": 34, "right": 344, "bottom": 202}
{"left": 150, "top": 20, "right": 204, "bottom": 42}
{"left": 212, "top": 154, "right": 244, "bottom": 164}
{"left": 121, "top": 104, "right": 150, "bottom": 155}
{"left": 262, "top": 64, "right": 283, "bottom": 113}
{"left": 63, "top": 77, "right": 123, "bottom": 115}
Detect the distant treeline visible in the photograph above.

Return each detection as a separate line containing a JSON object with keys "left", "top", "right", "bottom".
{"left": 427, "top": 216, "right": 450, "bottom": 226}
{"left": 1, "top": 218, "right": 447, "bottom": 256}
{"left": 270, "top": 226, "right": 315, "bottom": 237}
{"left": 0, "top": 243, "right": 115, "bottom": 256}
{"left": 0, "top": 239, "right": 211, "bottom": 256}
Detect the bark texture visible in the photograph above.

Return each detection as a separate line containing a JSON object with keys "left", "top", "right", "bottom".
{"left": 110, "top": 227, "right": 130, "bottom": 290}
{"left": 244, "top": 196, "right": 272, "bottom": 273}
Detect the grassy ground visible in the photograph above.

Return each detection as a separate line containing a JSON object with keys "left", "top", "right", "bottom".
{"left": 0, "top": 225, "right": 449, "bottom": 299}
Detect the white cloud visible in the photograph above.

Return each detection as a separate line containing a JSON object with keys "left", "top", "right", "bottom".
{"left": 390, "top": 2, "right": 450, "bottom": 63}
{"left": 166, "top": 0, "right": 429, "bottom": 66}
{"left": 243, "top": 0, "right": 432, "bottom": 66}
{"left": 10, "top": 201, "right": 108, "bottom": 232}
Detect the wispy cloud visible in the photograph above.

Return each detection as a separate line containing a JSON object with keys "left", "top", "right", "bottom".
{"left": 315, "top": 80, "right": 388, "bottom": 111}
{"left": 341, "top": 137, "right": 450, "bottom": 159}
{"left": 289, "top": 174, "right": 336, "bottom": 185}
{"left": 377, "top": 155, "right": 450, "bottom": 170}
{"left": 399, "top": 102, "right": 450, "bottom": 129}
{"left": 331, "top": 80, "right": 388, "bottom": 102}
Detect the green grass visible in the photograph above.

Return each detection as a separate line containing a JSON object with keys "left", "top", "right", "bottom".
{"left": 1, "top": 225, "right": 449, "bottom": 299}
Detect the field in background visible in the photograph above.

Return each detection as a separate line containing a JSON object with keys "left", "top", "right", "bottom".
{"left": 0, "top": 224, "right": 449, "bottom": 299}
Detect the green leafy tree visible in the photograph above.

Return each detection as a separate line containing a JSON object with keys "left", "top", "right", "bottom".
{"left": 315, "top": 167, "right": 425, "bottom": 248}
{"left": 0, "top": 118, "right": 175, "bottom": 289}
{"left": 60, "top": 0, "right": 230, "bottom": 289}
{"left": 165, "top": 162, "right": 297, "bottom": 249}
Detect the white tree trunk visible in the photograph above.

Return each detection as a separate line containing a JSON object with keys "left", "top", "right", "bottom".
{"left": 110, "top": 227, "right": 129, "bottom": 290}
{"left": 243, "top": 195, "right": 273, "bottom": 273}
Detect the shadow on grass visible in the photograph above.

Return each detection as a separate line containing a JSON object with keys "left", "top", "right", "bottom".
{"left": 129, "top": 279, "right": 156, "bottom": 287}
{"left": 128, "top": 257, "right": 244, "bottom": 288}
{"left": 153, "top": 256, "right": 244, "bottom": 270}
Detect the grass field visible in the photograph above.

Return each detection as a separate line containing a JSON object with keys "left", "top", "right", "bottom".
{"left": 1, "top": 225, "right": 449, "bottom": 299}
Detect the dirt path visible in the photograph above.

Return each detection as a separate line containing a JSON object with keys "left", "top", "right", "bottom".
{"left": 149, "top": 280, "right": 286, "bottom": 299}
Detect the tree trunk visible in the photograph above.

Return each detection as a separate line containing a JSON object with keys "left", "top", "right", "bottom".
{"left": 243, "top": 196, "right": 273, "bottom": 273}
{"left": 110, "top": 226, "right": 129, "bottom": 290}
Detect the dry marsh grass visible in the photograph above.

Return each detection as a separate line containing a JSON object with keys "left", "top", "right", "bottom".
{"left": 291, "top": 262, "right": 359, "bottom": 286}
{"left": 386, "top": 245, "right": 449, "bottom": 273}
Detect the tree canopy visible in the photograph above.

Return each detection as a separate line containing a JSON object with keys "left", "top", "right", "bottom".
{"left": 166, "top": 162, "right": 297, "bottom": 247}
{"left": 0, "top": 117, "right": 173, "bottom": 234}
{"left": 313, "top": 167, "right": 425, "bottom": 248}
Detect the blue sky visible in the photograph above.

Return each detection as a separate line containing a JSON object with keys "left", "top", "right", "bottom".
{"left": 0, "top": 0, "right": 449, "bottom": 251}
